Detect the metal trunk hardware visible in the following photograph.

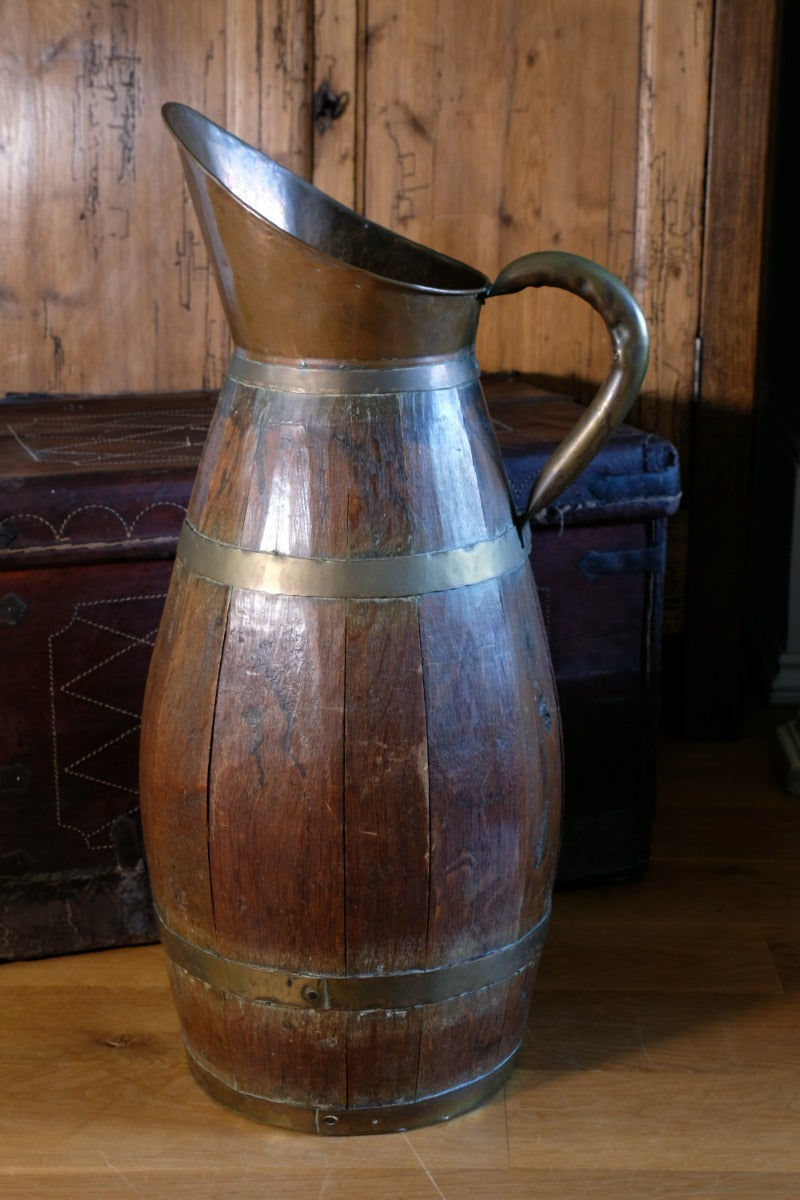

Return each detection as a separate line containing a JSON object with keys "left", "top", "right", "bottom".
{"left": 139, "top": 103, "right": 650, "bottom": 1135}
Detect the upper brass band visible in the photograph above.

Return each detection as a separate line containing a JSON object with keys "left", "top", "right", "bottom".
{"left": 228, "top": 348, "right": 480, "bottom": 395}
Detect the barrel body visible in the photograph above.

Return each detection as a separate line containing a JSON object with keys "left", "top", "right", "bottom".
{"left": 139, "top": 352, "right": 562, "bottom": 1134}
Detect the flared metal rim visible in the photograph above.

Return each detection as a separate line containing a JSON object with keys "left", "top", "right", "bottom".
{"left": 162, "top": 101, "right": 490, "bottom": 298}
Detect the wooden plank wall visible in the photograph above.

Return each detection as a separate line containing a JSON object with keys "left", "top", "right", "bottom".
{"left": 2, "top": 2, "right": 710, "bottom": 431}
{"left": 355, "top": 2, "right": 710, "bottom": 450}
{"left": 0, "top": 0, "right": 313, "bottom": 396}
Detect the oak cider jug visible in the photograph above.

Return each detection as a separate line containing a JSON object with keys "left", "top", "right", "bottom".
{"left": 139, "top": 103, "right": 650, "bottom": 1134}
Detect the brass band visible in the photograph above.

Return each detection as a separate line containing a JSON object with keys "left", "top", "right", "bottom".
{"left": 228, "top": 348, "right": 480, "bottom": 395}
{"left": 177, "top": 519, "right": 531, "bottom": 599}
{"left": 158, "top": 909, "right": 549, "bottom": 1011}
{"left": 185, "top": 1042, "right": 519, "bottom": 1135}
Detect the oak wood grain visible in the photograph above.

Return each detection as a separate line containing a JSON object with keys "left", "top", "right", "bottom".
{"left": 139, "top": 362, "right": 559, "bottom": 1119}
{"left": 208, "top": 589, "right": 347, "bottom": 972}
{"left": 418, "top": 574, "right": 558, "bottom": 962}
{"left": 0, "top": 0, "right": 313, "bottom": 397}
{"left": 343, "top": 597, "right": 430, "bottom": 974}
{"left": 138, "top": 559, "right": 228, "bottom": 949}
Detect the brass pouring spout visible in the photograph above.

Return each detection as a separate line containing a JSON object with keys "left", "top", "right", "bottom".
{"left": 162, "top": 102, "right": 487, "bottom": 363}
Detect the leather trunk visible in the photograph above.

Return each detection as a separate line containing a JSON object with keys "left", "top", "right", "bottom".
{"left": 0, "top": 378, "right": 679, "bottom": 959}
{"left": 0, "top": 392, "right": 215, "bottom": 960}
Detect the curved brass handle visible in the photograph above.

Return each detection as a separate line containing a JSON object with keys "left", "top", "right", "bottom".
{"left": 486, "top": 251, "right": 650, "bottom": 519}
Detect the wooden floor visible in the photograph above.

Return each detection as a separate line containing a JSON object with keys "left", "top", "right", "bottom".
{"left": 2, "top": 709, "right": 799, "bottom": 1199}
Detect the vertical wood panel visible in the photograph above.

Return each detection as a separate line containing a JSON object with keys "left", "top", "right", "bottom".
{"left": 497, "top": 567, "right": 562, "bottom": 922}
{"left": 682, "top": 0, "right": 780, "bottom": 736}
{"left": 630, "top": 0, "right": 712, "bottom": 451}
{"left": 357, "top": 0, "right": 710, "bottom": 472}
{"left": 186, "top": 378, "right": 261, "bottom": 543}
{"left": 415, "top": 976, "right": 517, "bottom": 1096}
{"left": 208, "top": 590, "right": 346, "bottom": 973}
{"left": 311, "top": 0, "right": 359, "bottom": 205}
{"left": 165, "top": 960, "right": 232, "bottom": 1083}
{"left": 419, "top": 578, "right": 542, "bottom": 964}
{"left": 345, "top": 1007, "right": 422, "bottom": 1106}
{"left": 0, "top": 0, "right": 314, "bottom": 397}
{"left": 361, "top": 3, "right": 640, "bottom": 380}
{"left": 343, "top": 598, "right": 430, "bottom": 975}
{"left": 138, "top": 561, "right": 228, "bottom": 950}
{"left": 238, "top": 392, "right": 351, "bottom": 559}
{"left": 223, "top": 997, "right": 348, "bottom": 1106}
{"left": 226, "top": 0, "right": 313, "bottom": 179}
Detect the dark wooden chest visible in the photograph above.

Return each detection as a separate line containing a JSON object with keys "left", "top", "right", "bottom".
{"left": 0, "top": 392, "right": 216, "bottom": 960}
{"left": 1, "top": 379, "right": 679, "bottom": 959}
{"left": 487, "top": 375, "right": 681, "bottom": 885}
